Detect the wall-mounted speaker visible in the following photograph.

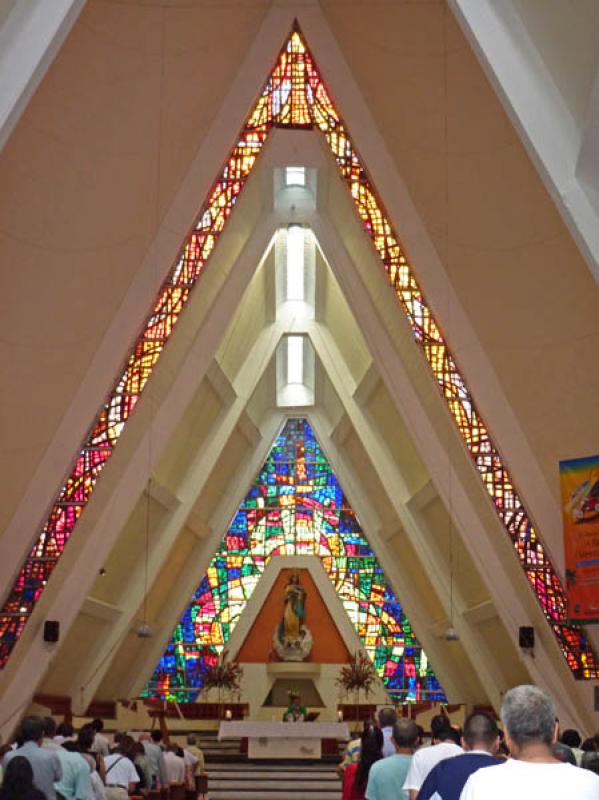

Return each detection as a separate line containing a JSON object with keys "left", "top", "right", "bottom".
{"left": 43, "top": 620, "right": 60, "bottom": 643}
{"left": 518, "top": 626, "right": 534, "bottom": 650}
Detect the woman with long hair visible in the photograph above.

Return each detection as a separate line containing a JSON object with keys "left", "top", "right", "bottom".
{"left": 342, "top": 726, "right": 384, "bottom": 800}
{"left": 0, "top": 757, "right": 46, "bottom": 800}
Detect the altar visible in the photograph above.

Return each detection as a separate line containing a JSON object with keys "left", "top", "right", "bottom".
{"left": 218, "top": 720, "right": 350, "bottom": 759}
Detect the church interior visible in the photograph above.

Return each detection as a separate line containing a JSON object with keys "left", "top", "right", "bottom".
{"left": 1, "top": 0, "right": 599, "bottom": 795}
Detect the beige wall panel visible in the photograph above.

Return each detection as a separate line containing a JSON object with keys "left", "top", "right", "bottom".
{"left": 155, "top": 380, "right": 223, "bottom": 491}
{"left": 320, "top": 254, "right": 370, "bottom": 383}
{"left": 475, "top": 616, "right": 530, "bottom": 690}
{"left": 418, "top": 496, "right": 489, "bottom": 609}
{"left": 387, "top": 528, "right": 444, "bottom": 624}
{"left": 192, "top": 426, "right": 250, "bottom": 523}
{"left": 0, "top": 0, "right": 271, "bottom": 534}
{"left": 365, "top": 382, "right": 429, "bottom": 496}
{"left": 217, "top": 256, "right": 272, "bottom": 380}
{"left": 322, "top": 3, "right": 599, "bottom": 504}
{"left": 513, "top": 0, "right": 599, "bottom": 130}
{"left": 341, "top": 428, "right": 397, "bottom": 531}
{"left": 90, "top": 495, "right": 167, "bottom": 606}
{"left": 40, "top": 614, "right": 110, "bottom": 697}
{"left": 146, "top": 526, "right": 198, "bottom": 619}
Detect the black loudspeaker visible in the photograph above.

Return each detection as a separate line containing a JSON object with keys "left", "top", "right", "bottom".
{"left": 43, "top": 620, "right": 60, "bottom": 643}
{"left": 519, "top": 626, "right": 535, "bottom": 649}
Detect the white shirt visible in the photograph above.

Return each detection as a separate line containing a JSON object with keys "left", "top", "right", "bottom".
{"left": 91, "top": 734, "right": 110, "bottom": 757}
{"left": 381, "top": 727, "right": 396, "bottom": 758}
{"left": 90, "top": 771, "right": 106, "bottom": 800}
{"left": 403, "top": 741, "right": 463, "bottom": 792}
{"left": 104, "top": 755, "right": 139, "bottom": 788}
{"left": 460, "top": 758, "right": 599, "bottom": 799}
{"left": 183, "top": 749, "right": 199, "bottom": 769}
{"left": 164, "top": 752, "right": 186, "bottom": 785}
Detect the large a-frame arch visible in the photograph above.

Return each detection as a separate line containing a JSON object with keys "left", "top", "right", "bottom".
{"left": 1, "top": 1, "right": 599, "bottom": 736}
{"left": 1, "top": 23, "right": 593, "bottom": 680}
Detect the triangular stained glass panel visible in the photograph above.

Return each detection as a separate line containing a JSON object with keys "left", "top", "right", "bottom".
{"left": 144, "top": 418, "right": 446, "bottom": 704}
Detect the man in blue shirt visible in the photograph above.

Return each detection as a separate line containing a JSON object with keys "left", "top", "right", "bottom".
{"left": 3, "top": 716, "right": 62, "bottom": 800}
{"left": 366, "top": 718, "right": 418, "bottom": 800}
{"left": 418, "top": 711, "right": 500, "bottom": 800}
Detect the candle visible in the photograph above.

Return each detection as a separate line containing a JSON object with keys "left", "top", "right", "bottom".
{"left": 225, "top": 709, "right": 232, "bottom": 720}
{"left": 337, "top": 710, "right": 344, "bottom": 721}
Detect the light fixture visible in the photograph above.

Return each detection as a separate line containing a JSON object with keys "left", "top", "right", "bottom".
{"left": 136, "top": 622, "right": 153, "bottom": 639}
{"left": 286, "top": 225, "right": 305, "bottom": 301}
{"left": 285, "top": 166, "right": 306, "bottom": 187}
{"left": 445, "top": 626, "right": 459, "bottom": 641}
{"left": 287, "top": 336, "right": 304, "bottom": 384}
{"left": 446, "top": 457, "right": 460, "bottom": 642}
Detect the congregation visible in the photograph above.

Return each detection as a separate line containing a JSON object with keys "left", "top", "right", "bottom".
{"left": 339, "top": 685, "right": 599, "bottom": 800}
{"left": 1, "top": 685, "right": 599, "bottom": 799}
{"left": 0, "top": 717, "right": 206, "bottom": 800}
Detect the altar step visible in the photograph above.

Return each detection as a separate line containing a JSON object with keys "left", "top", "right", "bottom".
{"left": 206, "top": 762, "right": 341, "bottom": 800}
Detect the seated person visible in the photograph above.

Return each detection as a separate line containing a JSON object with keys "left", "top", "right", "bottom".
{"left": 283, "top": 693, "right": 307, "bottom": 721}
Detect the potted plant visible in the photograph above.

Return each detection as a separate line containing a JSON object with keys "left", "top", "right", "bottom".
{"left": 336, "top": 650, "right": 377, "bottom": 728}
{"left": 200, "top": 650, "right": 243, "bottom": 719}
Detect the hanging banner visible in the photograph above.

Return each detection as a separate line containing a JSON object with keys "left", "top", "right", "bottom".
{"left": 560, "top": 455, "right": 599, "bottom": 623}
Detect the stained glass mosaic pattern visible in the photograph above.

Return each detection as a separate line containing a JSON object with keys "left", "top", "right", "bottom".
{"left": 145, "top": 418, "right": 444, "bottom": 703}
{"left": 1, "top": 26, "right": 596, "bottom": 679}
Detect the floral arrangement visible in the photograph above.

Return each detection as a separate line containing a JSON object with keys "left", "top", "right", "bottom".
{"left": 336, "top": 650, "right": 377, "bottom": 696}
{"left": 200, "top": 650, "right": 243, "bottom": 694}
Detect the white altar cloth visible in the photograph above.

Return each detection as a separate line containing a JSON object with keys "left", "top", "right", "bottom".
{"left": 218, "top": 721, "right": 350, "bottom": 759}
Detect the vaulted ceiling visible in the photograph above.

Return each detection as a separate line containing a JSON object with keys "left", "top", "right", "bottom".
{"left": 1, "top": 0, "right": 599, "bottom": 738}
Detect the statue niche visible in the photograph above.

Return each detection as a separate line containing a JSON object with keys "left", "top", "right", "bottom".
{"left": 273, "top": 571, "right": 313, "bottom": 661}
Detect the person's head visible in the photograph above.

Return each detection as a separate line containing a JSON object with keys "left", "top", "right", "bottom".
{"left": 392, "top": 719, "right": 419, "bottom": 752}
{"left": 78, "top": 724, "right": 96, "bottom": 752}
{"left": 62, "top": 740, "right": 81, "bottom": 753}
{"left": 582, "top": 751, "right": 599, "bottom": 775}
{"left": 552, "top": 741, "right": 576, "bottom": 764}
{"left": 151, "top": 730, "right": 163, "bottom": 744}
{"left": 42, "top": 717, "right": 56, "bottom": 739}
{"left": 355, "top": 725, "right": 384, "bottom": 789}
{"left": 436, "top": 725, "right": 461, "bottom": 746}
{"left": 91, "top": 719, "right": 104, "bottom": 734}
{"left": 361, "top": 719, "right": 375, "bottom": 736}
{"left": 1, "top": 756, "right": 35, "bottom": 795}
{"left": 290, "top": 693, "right": 301, "bottom": 708}
{"left": 187, "top": 734, "right": 197, "bottom": 746}
{"left": 113, "top": 732, "right": 124, "bottom": 747}
{"left": 462, "top": 711, "right": 499, "bottom": 753}
{"left": 118, "top": 735, "right": 135, "bottom": 756}
{"left": 377, "top": 707, "right": 397, "bottom": 729}
{"left": 500, "top": 685, "right": 556, "bottom": 757}
{"left": 18, "top": 716, "right": 44, "bottom": 745}
{"left": 582, "top": 737, "right": 598, "bottom": 752}
{"left": 131, "top": 741, "right": 145, "bottom": 758}
{"left": 56, "top": 722, "right": 74, "bottom": 739}
{"left": 167, "top": 743, "right": 179, "bottom": 754}
{"left": 561, "top": 728, "right": 582, "bottom": 749}
{"left": 430, "top": 713, "right": 450, "bottom": 739}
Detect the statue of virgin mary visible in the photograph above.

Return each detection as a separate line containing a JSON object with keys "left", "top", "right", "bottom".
{"left": 273, "top": 571, "right": 313, "bottom": 661}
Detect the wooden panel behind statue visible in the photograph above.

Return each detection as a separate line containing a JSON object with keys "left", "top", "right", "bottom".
{"left": 273, "top": 571, "right": 313, "bottom": 661}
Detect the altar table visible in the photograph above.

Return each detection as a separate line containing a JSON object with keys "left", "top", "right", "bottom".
{"left": 218, "top": 720, "right": 350, "bottom": 759}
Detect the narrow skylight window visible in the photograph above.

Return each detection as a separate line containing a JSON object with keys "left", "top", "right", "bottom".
{"left": 286, "top": 225, "right": 305, "bottom": 301}
{"left": 287, "top": 336, "right": 304, "bottom": 384}
{"left": 285, "top": 166, "right": 306, "bottom": 187}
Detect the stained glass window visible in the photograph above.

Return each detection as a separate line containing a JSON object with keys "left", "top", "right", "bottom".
{"left": 144, "top": 418, "right": 444, "bottom": 703}
{"left": 1, "top": 26, "right": 596, "bottom": 680}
